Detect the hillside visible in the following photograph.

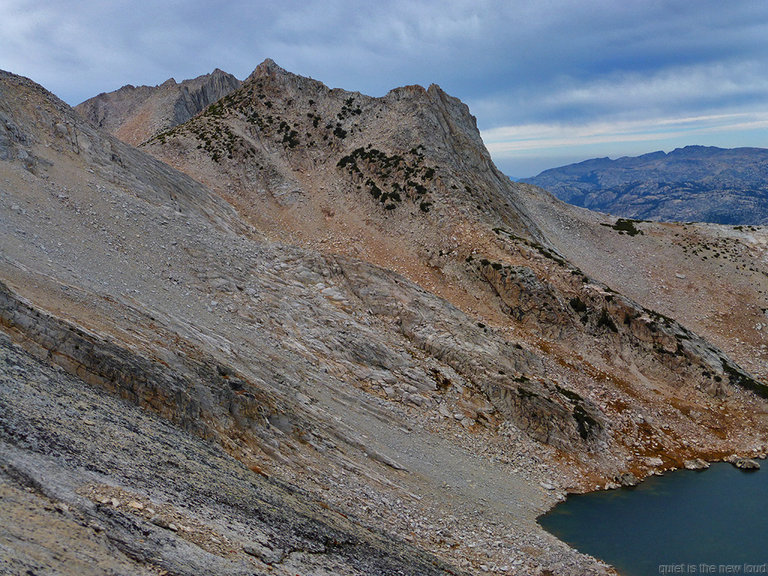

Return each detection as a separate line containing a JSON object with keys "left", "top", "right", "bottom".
{"left": 2, "top": 63, "right": 768, "bottom": 575}
{"left": 522, "top": 146, "right": 768, "bottom": 224}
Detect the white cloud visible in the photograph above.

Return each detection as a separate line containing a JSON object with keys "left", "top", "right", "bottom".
{"left": 470, "top": 59, "right": 768, "bottom": 131}
{"left": 543, "top": 61, "right": 768, "bottom": 112}
{"left": 482, "top": 112, "right": 768, "bottom": 160}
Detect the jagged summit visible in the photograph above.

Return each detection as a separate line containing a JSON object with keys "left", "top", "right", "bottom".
{"left": 75, "top": 68, "right": 242, "bottom": 146}
{"left": 248, "top": 57, "right": 291, "bottom": 79}
{"left": 145, "top": 58, "right": 541, "bottom": 252}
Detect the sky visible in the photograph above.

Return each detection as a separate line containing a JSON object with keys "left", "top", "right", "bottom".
{"left": 2, "top": 1, "right": 768, "bottom": 177}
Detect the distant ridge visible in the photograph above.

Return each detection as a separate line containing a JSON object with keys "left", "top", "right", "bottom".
{"left": 75, "top": 69, "right": 241, "bottom": 146}
{"left": 522, "top": 145, "right": 768, "bottom": 225}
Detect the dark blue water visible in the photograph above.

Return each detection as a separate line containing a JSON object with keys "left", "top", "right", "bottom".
{"left": 539, "top": 463, "right": 768, "bottom": 576}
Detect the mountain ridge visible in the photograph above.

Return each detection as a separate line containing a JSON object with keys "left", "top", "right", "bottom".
{"left": 522, "top": 145, "right": 768, "bottom": 224}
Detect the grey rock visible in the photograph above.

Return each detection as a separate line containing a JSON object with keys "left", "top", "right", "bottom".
{"left": 243, "top": 542, "right": 284, "bottom": 565}
{"left": 734, "top": 458, "right": 761, "bottom": 470}
{"left": 615, "top": 472, "right": 639, "bottom": 487}
{"left": 76, "top": 69, "right": 242, "bottom": 146}
{"left": 0, "top": 332, "right": 457, "bottom": 576}
{"left": 684, "top": 458, "right": 710, "bottom": 470}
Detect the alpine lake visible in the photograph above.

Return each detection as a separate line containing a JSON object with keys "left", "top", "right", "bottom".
{"left": 539, "top": 462, "right": 768, "bottom": 576}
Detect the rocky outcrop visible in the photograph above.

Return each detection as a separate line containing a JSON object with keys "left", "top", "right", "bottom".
{"left": 0, "top": 332, "right": 460, "bottom": 576}
{"left": 0, "top": 279, "right": 275, "bottom": 441}
{"left": 727, "top": 455, "right": 762, "bottom": 470}
{"left": 331, "top": 254, "right": 606, "bottom": 448}
{"left": 474, "top": 240, "right": 766, "bottom": 404}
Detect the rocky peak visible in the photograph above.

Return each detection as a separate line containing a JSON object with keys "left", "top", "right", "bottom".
{"left": 249, "top": 57, "right": 289, "bottom": 79}
{"left": 75, "top": 68, "right": 242, "bottom": 146}
{"left": 0, "top": 69, "right": 239, "bottom": 229}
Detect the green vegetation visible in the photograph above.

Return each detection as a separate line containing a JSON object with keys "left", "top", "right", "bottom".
{"left": 333, "top": 124, "right": 348, "bottom": 139}
{"left": 336, "top": 145, "right": 436, "bottom": 212}
{"left": 277, "top": 120, "right": 300, "bottom": 148}
{"left": 146, "top": 108, "right": 255, "bottom": 164}
{"left": 337, "top": 96, "right": 363, "bottom": 120}
{"left": 601, "top": 218, "right": 644, "bottom": 236}
{"left": 596, "top": 308, "right": 618, "bottom": 332}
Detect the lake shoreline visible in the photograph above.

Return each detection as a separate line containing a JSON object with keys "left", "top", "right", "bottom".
{"left": 539, "top": 459, "right": 768, "bottom": 576}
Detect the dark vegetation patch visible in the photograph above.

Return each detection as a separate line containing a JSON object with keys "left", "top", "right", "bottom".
{"left": 336, "top": 145, "right": 436, "bottom": 212}
{"left": 569, "top": 297, "right": 587, "bottom": 313}
{"left": 600, "top": 218, "right": 644, "bottom": 236}
{"left": 721, "top": 358, "right": 768, "bottom": 399}
{"left": 555, "top": 384, "right": 601, "bottom": 440}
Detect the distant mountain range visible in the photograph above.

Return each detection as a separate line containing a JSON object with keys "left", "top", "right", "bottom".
{"left": 522, "top": 146, "right": 768, "bottom": 225}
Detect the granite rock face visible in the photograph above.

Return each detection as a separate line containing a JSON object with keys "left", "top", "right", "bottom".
{"left": 0, "top": 332, "right": 459, "bottom": 576}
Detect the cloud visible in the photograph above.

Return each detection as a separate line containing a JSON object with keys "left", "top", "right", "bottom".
{"left": 483, "top": 112, "right": 768, "bottom": 153}
{"left": 483, "top": 111, "right": 768, "bottom": 177}
{"left": 469, "top": 58, "right": 768, "bottom": 128}
{"left": 545, "top": 62, "right": 768, "bottom": 115}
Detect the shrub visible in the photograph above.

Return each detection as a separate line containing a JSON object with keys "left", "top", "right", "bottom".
{"left": 596, "top": 309, "right": 618, "bottom": 332}
{"left": 569, "top": 297, "right": 587, "bottom": 313}
{"left": 601, "top": 218, "right": 643, "bottom": 236}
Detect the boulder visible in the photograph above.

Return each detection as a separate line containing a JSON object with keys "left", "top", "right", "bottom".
{"left": 615, "top": 472, "right": 639, "bottom": 487}
{"left": 733, "top": 458, "right": 761, "bottom": 470}
{"left": 683, "top": 458, "right": 710, "bottom": 470}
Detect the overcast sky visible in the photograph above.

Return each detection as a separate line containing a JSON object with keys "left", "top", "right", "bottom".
{"left": 2, "top": 1, "right": 768, "bottom": 177}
